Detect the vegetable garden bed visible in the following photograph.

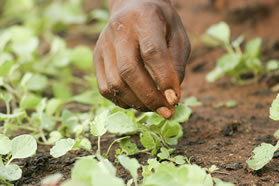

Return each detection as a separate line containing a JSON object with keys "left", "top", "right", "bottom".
{"left": 1, "top": 0, "right": 279, "bottom": 185}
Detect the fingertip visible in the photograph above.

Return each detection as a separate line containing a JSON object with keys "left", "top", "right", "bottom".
{"left": 156, "top": 106, "right": 174, "bottom": 119}
{"left": 164, "top": 89, "right": 179, "bottom": 105}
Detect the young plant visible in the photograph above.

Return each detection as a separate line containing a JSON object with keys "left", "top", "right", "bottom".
{"left": 0, "top": 134, "right": 37, "bottom": 184}
{"left": 89, "top": 102, "right": 192, "bottom": 158}
{"left": 246, "top": 94, "right": 279, "bottom": 170}
{"left": 57, "top": 155, "right": 234, "bottom": 186}
{"left": 204, "top": 22, "right": 269, "bottom": 84}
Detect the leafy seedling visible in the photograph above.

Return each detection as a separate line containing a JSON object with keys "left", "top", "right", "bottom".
{"left": 50, "top": 138, "right": 76, "bottom": 158}
{"left": 118, "top": 155, "right": 141, "bottom": 186}
{"left": 246, "top": 142, "right": 279, "bottom": 170}
{"left": 204, "top": 21, "right": 277, "bottom": 84}
{"left": 0, "top": 135, "right": 37, "bottom": 182}
{"left": 247, "top": 94, "right": 279, "bottom": 170}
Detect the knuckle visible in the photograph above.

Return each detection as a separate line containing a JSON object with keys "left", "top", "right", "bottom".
{"left": 108, "top": 16, "right": 126, "bottom": 32}
{"left": 141, "top": 41, "right": 160, "bottom": 59}
{"left": 118, "top": 63, "right": 137, "bottom": 80}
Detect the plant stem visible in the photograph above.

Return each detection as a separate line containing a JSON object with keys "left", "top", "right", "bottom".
{"left": 6, "top": 157, "right": 13, "bottom": 166}
{"left": 5, "top": 101, "right": 10, "bottom": 115}
{"left": 6, "top": 125, "right": 38, "bottom": 132}
{"left": 224, "top": 44, "right": 234, "bottom": 54}
{"left": 105, "top": 136, "right": 130, "bottom": 157}
{"left": 40, "top": 128, "right": 48, "bottom": 144}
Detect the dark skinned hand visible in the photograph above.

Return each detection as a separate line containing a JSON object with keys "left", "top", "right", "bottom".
{"left": 94, "top": 0, "right": 191, "bottom": 119}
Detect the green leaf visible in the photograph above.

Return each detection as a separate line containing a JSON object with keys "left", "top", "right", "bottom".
{"left": 97, "top": 155, "right": 117, "bottom": 176}
{"left": 245, "top": 38, "right": 262, "bottom": 58}
{"left": 41, "top": 113, "right": 56, "bottom": 131}
{"left": 12, "top": 37, "right": 39, "bottom": 57}
{"left": 46, "top": 98, "right": 63, "bottom": 116}
{"left": 140, "top": 130, "right": 156, "bottom": 150}
{"left": 267, "top": 60, "right": 279, "bottom": 71}
{"left": 0, "top": 31, "right": 11, "bottom": 51}
{"left": 106, "top": 112, "right": 138, "bottom": 135}
{"left": 78, "top": 138, "right": 92, "bottom": 152}
{"left": 0, "top": 164, "right": 22, "bottom": 181}
{"left": 52, "top": 82, "right": 72, "bottom": 100}
{"left": 184, "top": 96, "right": 202, "bottom": 107}
{"left": 4, "top": 0, "right": 34, "bottom": 18}
{"left": 171, "top": 104, "right": 192, "bottom": 123}
{"left": 71, "top": 46, "right": 93, "bottom": 70}
{"left": 270, "top": 94, "right": 279, "bottom": 121}
{"left": 44, "top": 0, "right": 86, "bottom": 25}
{"left": 26, "top": 74, "right": 48, "bottom": 92}
{"left": 11, "top": 135, "right": 37, "bottom": 160}
{"left": 207, "top": 54, "right": 242, "bottom": 83}
{"left": 20, "top": 94, "right": 41, "bottom": 110}
{"left": 142, "top": 159, "right": 160, "bottom": 178}
{"left": 207, "top": 22, "right": 230, "bottom": 44}
{"left": 157, "top": 147, "right": 170, "bottom": 160}
{"left": 61, "top": 109, "right": 78, "bottom": 133}
{"left": 206, "top": 67, "right": 224, "bottom": 83}
{"left": 72, "top": 91, "right": 95, "bottom": 105}
{"left": 245, "top": 58, "right": 262, "bottom": 71}
{"left": 50, "top": 138, "right": 75, "bottom": 158}
{"left": 201, "top": 34, "right": 222, "bottom": 47}
{"left": 71, "top": 158, "right": 98, "bottom": 185}
{"left": 274, "top": 130, "right": 279, "bottom": 140}
{"left": 91, "top": 169, "right": 125, "bottom": 186}
{"left": 51, "top": 49, "right": 71, "bottom": 68}
{"left": 0, "top": 135, "right": 12, "bottom": 155}
{"left": 143, "top": 163, "right": 213, "bottom": 186}
{"left": 118, "top": 155, "right": 140, "bottom": 185}
{"left": 246, "top": 142, "right": 279, "bottom": 170}
{"left": 90, "top": 110, "right": 109, "bottom": 137}
{"left": 173, "top": 155, "right": 186, "bottom": 165}
{"left": 90, "top": 9, "right": 109, "bottom": 21}
{"left": 161, "top": 121, "right": 183, "bottom": 145}
{"left": 71, "top": 157, "right": 125, "bottom": 186}
{"left": 217, "top": 54, "right": 242, "bottom": 72}
{"left": 119, "top": 138, "right": 139, "bottom": 156}
{"left": 137, "top": 112, "right": 165, "bottom": 126}
{"left": 0, "top": 53, "right": 14, "bottom": 77}
{"left": 47, "top": 131, "right": 63, "bottom": 145}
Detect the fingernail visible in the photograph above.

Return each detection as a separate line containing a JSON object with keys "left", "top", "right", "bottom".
{"left": 164, "top": 89, "right": 178, "bottom": 105}
{"left": 157, "top": 107, "right": 172, "bottom": 119}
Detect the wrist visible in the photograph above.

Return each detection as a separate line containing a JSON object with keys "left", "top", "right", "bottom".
{"left": 108, "top": 0, "right": 171, "bottom": 15}
{"left": 108, "top": 0, "right": 127, "bottom": 14}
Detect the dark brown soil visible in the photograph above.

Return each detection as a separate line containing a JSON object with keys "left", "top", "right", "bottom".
{"left": 13, "top": 0, "right": 279, "bottom": 185}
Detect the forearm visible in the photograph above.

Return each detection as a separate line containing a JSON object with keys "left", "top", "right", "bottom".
{"left": 108, "top": 0, "right": 171, "bottom": 15}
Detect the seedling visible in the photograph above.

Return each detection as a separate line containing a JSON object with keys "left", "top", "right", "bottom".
{"left": 204, "top": 22, "right": 277, "bottom": 84}
{"left": 246, "top": 94, "right": 279, "bottom": 170}
{"left": 57, "top": 154, "right": 234, "bottom": 186}
{"left": 0, "top": 135, "right": 37, "bottom": 183}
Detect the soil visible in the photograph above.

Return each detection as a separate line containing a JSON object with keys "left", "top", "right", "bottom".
{"left": 13, "top": 0, "right": 279, "bottom": 185}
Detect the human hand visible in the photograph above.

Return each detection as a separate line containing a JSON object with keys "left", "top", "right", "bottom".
{"left": 94, "top": 0, "right": 191, "bottom": 119}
